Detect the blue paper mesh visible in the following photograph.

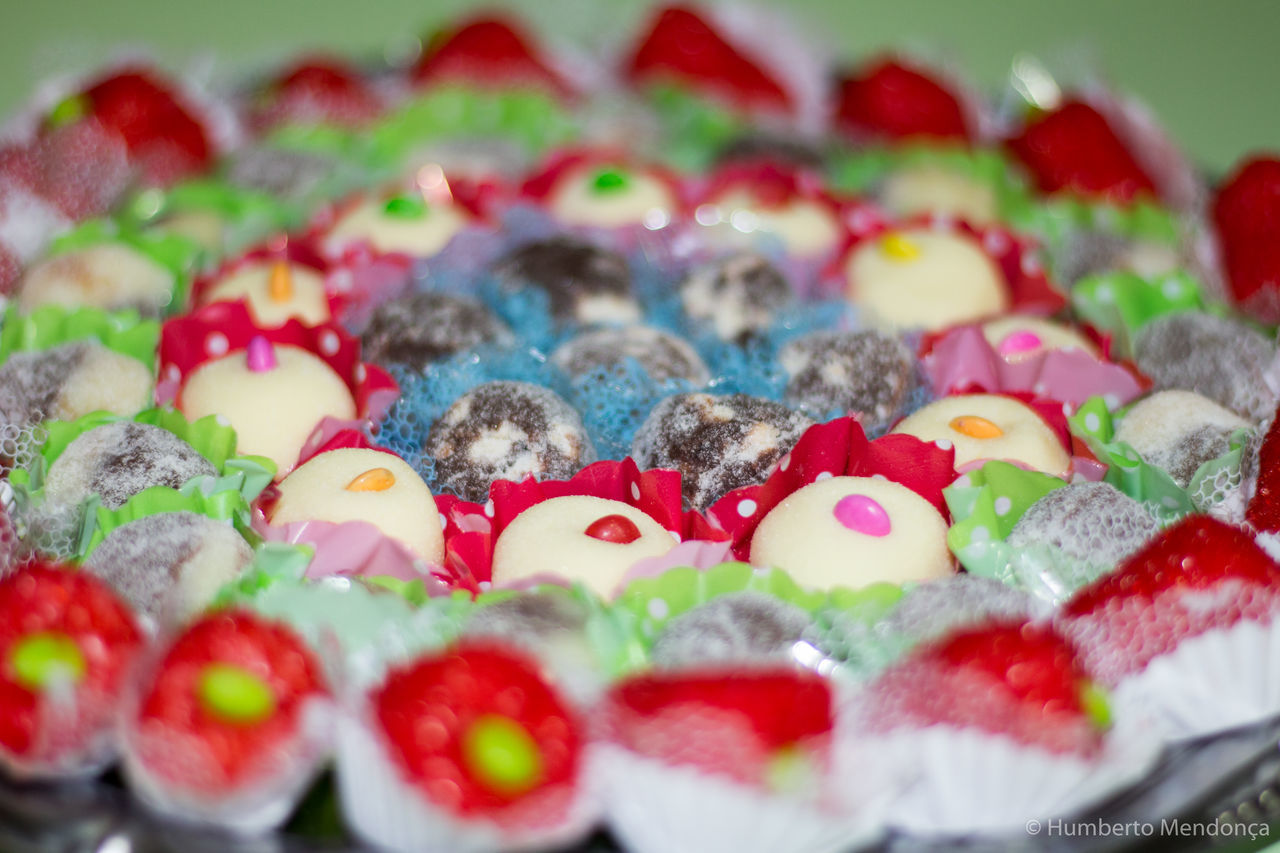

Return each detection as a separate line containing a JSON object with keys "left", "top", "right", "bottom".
{"left": 565, "top": 357, "right": 700, "bottom": 460}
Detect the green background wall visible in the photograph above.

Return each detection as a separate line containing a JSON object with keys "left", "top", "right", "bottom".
{"left": 3, "top": 0, "right": 1277, "bottom": 172}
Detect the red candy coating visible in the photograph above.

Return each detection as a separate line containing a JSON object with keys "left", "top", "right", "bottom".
{"left": 1247, "top": 401, "right": 1280, "bottom": 533}
{"left": 1211, "top": 155, "right": 1280, "bottom": 314}
{"left": 834, "top": 58, "right": 969, "bottom": 142}
{"left": 0, "top": 563, "right": 143, "bottom": 761}
{"left": 584, "top": 514, "right": 642, "bottom": 544}
{"left": 411, "top": 16, "right": 566, "bottom": 94}
{"left": 1007, "top": 100, "right": 1158, "bottom": 204}
{"left": 134, "top": 610, "right": 327, "bottom": 791}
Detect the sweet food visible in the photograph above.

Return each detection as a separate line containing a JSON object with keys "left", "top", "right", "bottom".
{"left": 201, "top": 259, "right": 330, "bottom": 327}
{"left": 677, "top": 251, "right": 792, "bottom": 343}
{"left": 492, "top": 237, "right": 640, "bottom": 326}
{"left": 1113, "top": 390, "right": 1252, "bottom": 487}
{"left": 551, "top": 325, "right": 709, "bottom": 384}
{"left": 779, "top": 329, "right": 917, "bottom": 427}
{"left": 892, "top": 393, "right": 1070, "bottom": 475}
{"left": 18, "top": 244, "right": 175, "bottom": 316}
{"left": 360, "top": 290, "right": 510, "bottom": 371}
{"left": 0, "top": 341, "right": 152, "bottom": 427}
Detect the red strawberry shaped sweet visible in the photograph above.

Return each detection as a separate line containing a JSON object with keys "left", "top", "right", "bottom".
{"left": 373, "top": 643, "right": 582, "bottom": 824}
{"left": 411, "top": 16, "right": 567, "bottom": 94}
{"left": 6, "top": 120, "right": 131, "bottom": 220}
{"left": 860, "top": 620, "right": 1107, "bottom": 756}
{"left": 131, "top": 610, "right": 328, "bottom": 793}
{"left": 833, "top": 58, "right": 970, "bottom": 142}
{"left": 602, "top": 669, "right": 832, "bottom": 790}
{"left": 1247, "top": 404, "right": 1280, "bottom": 533}
{"left": 1007, "top": 99, "right": 1158, "bottom": 205}
{"left": 0, "top": 242, "right": 21, "bottom": 295}
{"left": 48, "top": 68, "right": 213, "bottom": 186}
{"left": 626, "top": 5, "right": 792, "bottom": 114}
{"left": 254, "top": 56, "right": 382, "bottom": 129}
{"left": 0, "top": 562, "right": 143, "bottom": 776}
{"left": 1063, "top": 515, "right": 1280, "bottom": 685}
{"left": 1211, "top": 155, "right": 1280, "bottom": 316}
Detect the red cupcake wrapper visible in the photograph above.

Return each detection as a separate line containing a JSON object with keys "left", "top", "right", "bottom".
{"left": 519, "top": 148, "right": 684, "bottom": 210}
{"left": 440, "top": 458, "right": 728, "bottom": 592}
{"left": 825, "top": 214, "right": 1068, "bottom": 315}
{"left": 707, "top": 417, "right": 957, "bottom": 561}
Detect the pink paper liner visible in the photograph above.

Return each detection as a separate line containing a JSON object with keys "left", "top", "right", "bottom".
{"left": 921, "top": 324, "right": 1145, "bottom": 408}
{"left": 440, "top": 458, "right": 728, "bottom": 592}
{"left": 617, "top": 538, "right": 737, "bottom": 592}
{"left": 706, "top": 417, "right": 957, "bottom": 561}
{"left": 823, "top": 214, "right": 1069, "bottom": 314}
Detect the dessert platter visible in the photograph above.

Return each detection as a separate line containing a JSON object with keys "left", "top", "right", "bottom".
{"left": 1, "top": 5, "right": 1280, "bottom": 851}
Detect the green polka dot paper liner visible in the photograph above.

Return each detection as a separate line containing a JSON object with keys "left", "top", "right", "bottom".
{"left": 1011, "top": 195, "right": 1181, "bottom": 283}
{"left": 613, "top": 561, "right": 894, "bottom": 651}
{"left": 48, "top": 218, "right": 206, "bottom": 316}
{"left": 0, "top": 304, "right": 159, "bottom": 367}
{"left": 825, "top": 144, "right": 1035, "bottom": 221}
{"left": 369, "top": 86, "right": 577, "bottom": 170}
{"left": 211, "top": 541, "right": 316, "bottom": 607}
{"left": 1070, "top": 271, "right": 1206, "bottom": 359}
{"left": 1069, "top": 395, "right": 1249, "bottom": 519}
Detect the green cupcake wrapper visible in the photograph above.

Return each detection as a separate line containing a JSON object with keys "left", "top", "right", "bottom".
{"left": 212, "top": 541, "right": 317, "bottom": 606}
{"left": 122, "top": 179, "right": 299, "bottom": 253}
{"left": 47, "top": 219, "right": 205, "bottom": 316}
{"left": 0, "top": 304, "right": 159, "bottom": 367}
{"left": 613, "top": 561, "right": 902, "bottom": 651}
{"left": 945, "top": 461, "right": 1067, "bottom": 571}
{"left": 254, "top": 125, "right": 393, "bottom": 207}
{"left": 825, "top": 144, "right": 1036, "bottom": 219}
{"left": 641, "top": 84, "right": 750, "bottom": 173}
{"left": 1011, "top": 194, "right": 1180, "bottom": 250}
{"left": 80, "top": 478, "right": 255, "bottom": 558}
{"left": 1071, "top": 271, "right": 1207, "bottom": 359}
{"left": 474, "top": 582, "right": 651, "bottom": 679}
{"left": 1069, "top": 395, "right": 1250, "bottom": 519}
{"left": 369, "top": 86, "right": 577, "bottom": 169}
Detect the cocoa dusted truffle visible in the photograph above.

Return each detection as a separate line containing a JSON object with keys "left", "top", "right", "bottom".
{"left": 360, "top": 291, "right": 510, "bottom": 371}
{"left": 631, "top": 392, "right": 813, "bottom": 510}
{"left": 43, "top": 421, "right": 216, "bottom": 510}
{"left": 1007, "top": 481, "right": 1159, "bottom": 568}
{"left": 550, "top": 325, "right": 709, "bottom": 384}
{"left": 1133, "top": 312, "right": 1277, "bottom": 422}
{"left": 491, "top": 237, "right": 640, "bottom": 325}
{"left": 678, "top": 251, "right": 792, "bottom": 343}
{"left": 779, "top": 329, "right": 917, "bottom": 429}
{"left": 651, "top": 592, "right": 811, "bottom": 669}
{"left": 0, "top": 341, "right": 152, "bottom": 429}
{"left": 424, "top": 380, "right": 596, "bottom": 502}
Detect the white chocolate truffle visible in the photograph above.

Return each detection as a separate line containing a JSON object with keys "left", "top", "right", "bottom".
{"left": 325, "top": 195, "right": 469, "bottom": 257}
{"left": 845, "top": 229, "right": 1009, "bottom": 331}
{"left": 979, "top": 316, "right": 1097, "bottom": 362}
{"left": 702, "top": 190, "right": 840, "bottom": 258}
{"left": 1115, "top": 390, "right": 1251, "bottom": 487}
{"left": 179, "top": 343, "right": 355, "bottom": 475}
{"left": 892, "top": 393, "right": 1070, "bottom": 476}
{"left": 490, "top": 495, "right": 676, "bottom": 597}
{"left": 269, "top": 447, "right": 444, "bottom": 564}
{"left": 202, "top": 260, "right": 330, "bottom": 326}
{"left": 749, "top": 476, "right": 951, "bottom": 589}
{"left": 18, "top": 244, "right": 174, "bottom": 315}
{"left": 547, "top": 165, "right": 676, "bottom": 229}
{"left": 879, "top": 164, "right": 999, "bottom": 225}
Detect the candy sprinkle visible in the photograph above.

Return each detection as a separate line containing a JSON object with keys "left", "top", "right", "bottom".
{"left": 949, "top": 415, "right": 1004, "bottom": 439}
{"left": 346, "top": 467, "right": 396, "bottom": 492}
{"left": 880, "top": 232, "right": 921, "bottom": 261}
{"left": 268, "top": 260, "right": 293, "bottom": 303}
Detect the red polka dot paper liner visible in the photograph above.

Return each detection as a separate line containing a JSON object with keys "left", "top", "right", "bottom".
{"left": 920, "top": 323, "right": 1146, "bottom": 409}
{"left": 1056, "top": 515, "right": 1280, "bottom": 742}
{"left": 251, "top": 429, "right": 461, "bottom": 594}
{"left": 824, "top": 214, "right": 1069, "bottom": 314}
{"left": 156, "top": 300, "right": 399, "bottom": 474}
{"left": 441, "top": 458, "right": 728, "bottom": 596}
{"left": 707, "top": 416, "right": 957, "bottom": 562}
{"left": 189, "top": 237, "right": 348, "bottom": 325}
{"left": 119, "top": 609, "right": 334, "bottom": 833}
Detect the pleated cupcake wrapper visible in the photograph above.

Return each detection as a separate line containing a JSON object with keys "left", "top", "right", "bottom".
{"left": 595, "top": 744, "right": 883, "bottom": 853}
{"left": 1108, "top": 615, "right": 1280, "bottom": 742}
{"left": 122, "top": 177, "right": 301, "bottom": 257}
{"left": 613, "top": 560, "right": 901, "bottom": 652}
{"left": 921, "top": 324, "right": 1145, "bottom": 409}
{"left": 48, "top": 218, "right": 205, "bottom": 316}
{"left": 211, "top": 541, "right": 316, "bottom": 605}
{"left": 639, "top": 83, "right": 755, "bottom": 173}
{"left": 1011, "top": 194, "right": 1181, "bottom": 272}
{"left": 844, "top": 724, "right": 1161, "bottom": 836}
{"left": 120, "top": 697, "right": 334, "bottom": 834}
{"left": 337, "top": 712, "right": 598, "bottom": 853}
{"left": 79, "top": 478, "right": 256, "bottom": 559}
{"left": 369, "top": 85, "right": 579, "bottom": 169}
{"left": 0, "top": 303, "right": 159, "bottom": 366}
{"left": 825, "top": 144, "right": 1035, "bottom": 223}
{"left": 1070, "top": 395, "right": 1252, "bottom": 518}
{"left": 1069, "top": 270, "right": 1208, "bottom": 360}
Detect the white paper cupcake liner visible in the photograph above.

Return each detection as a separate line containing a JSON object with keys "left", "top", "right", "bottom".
{"left": 1110, "top": 615, "right": 1280, "bottom": 741}
{"left": 594, "top": 744, "right": 883, "bottom": 853}
{"left": 336, "top": 710, "right": 599, "bottom": 853}
{"left": 119, "top": 698, "right": 333, "bottom": 834}
{"left": 840, "top": 723, "right": 1160, "bottom": 836}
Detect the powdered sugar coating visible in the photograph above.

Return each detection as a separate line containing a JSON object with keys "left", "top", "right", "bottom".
{"left": 43, "top": 421, "right": 216, "bottom": 510}
{"left": 1115, "top": 390, "right": 1251, "bottom": 488}
{"left": 0, "top": 342, "right": 151, "bottom": 428}
{"left": 678, "top": 252, "right": 792, "bottom": 343}
{"left": 551, "top": 325, "right": 709, "bottom": 385}
{"left": 651, "top": 592, "right": 810, "bottom": 669}
{"left": 1008, "top": 482, "right": 1159, "bottom": 568}
{"left": 779, "top": 329, "right": 916, "bottom": 428}
{"left": 360, "top": 291, "right": 510, "bottom": 372}
{"left": 492, "top": 237, "right": 640, "bottom": 325}
{"left": 424, "top": 381, "right": 595, "bottom": 502}
{"left": 631, "top": 392, "right": 813, "bottom": 510}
